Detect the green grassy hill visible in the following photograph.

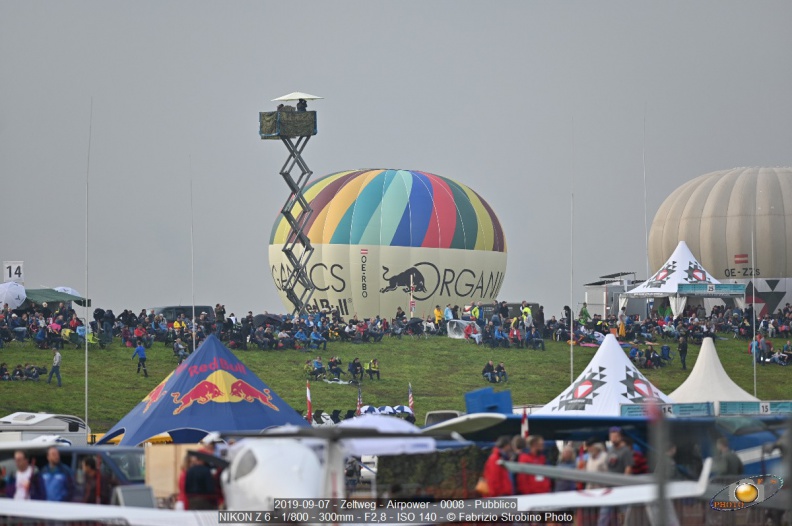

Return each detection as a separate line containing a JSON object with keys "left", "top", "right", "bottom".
{"left": 0, "top": 335, "right": 785, "bottom": 433}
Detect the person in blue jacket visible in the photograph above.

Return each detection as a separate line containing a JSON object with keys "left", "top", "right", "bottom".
{"left": 132, "top": 340, "right": 148, "bottom": 377}
{"left": 41, "top": 447, "right": 74, "bottom": 502}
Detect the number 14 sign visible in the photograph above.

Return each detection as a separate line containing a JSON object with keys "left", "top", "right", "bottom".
{"left": 3, "top": 261, "right": 24, "bottom": 283}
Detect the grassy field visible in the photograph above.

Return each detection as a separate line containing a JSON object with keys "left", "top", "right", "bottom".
{"left": 0, "top": 334, "right": 786, "bottom": 433}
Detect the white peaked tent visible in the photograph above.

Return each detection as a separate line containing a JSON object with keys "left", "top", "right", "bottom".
{"left": 670, "top": 338, "right": 758, "bottom": 412}
{"left": 622, "top": 240, "right": 743, "bottom": 317}
{"left": 533, "top": 334, "right": 672, "bottom": 416}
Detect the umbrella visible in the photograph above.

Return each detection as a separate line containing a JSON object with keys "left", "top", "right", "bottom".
{"left": 54, "top": 286, "right": 81, "bottom": 297}
{"left": 359, "top": 405, "right": 380, "bottom": 415}
{"left": 337, "top": 414, "right": 435, "bottom": 456}
{"left": 271, "top": 92, "right": 323, "bottom": 102}
{"left": 377, "top": 406, "right": 395, "bottom": 415}
{"left": 394, "top": 405, "right": 414, "bottom": 415}
{"left": 0, "top": 282, "right": 26, "bottom": 310}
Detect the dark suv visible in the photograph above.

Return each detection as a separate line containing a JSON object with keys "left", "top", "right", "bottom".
{"left": 151, "top": 306, "right": 215, "bottom": 322}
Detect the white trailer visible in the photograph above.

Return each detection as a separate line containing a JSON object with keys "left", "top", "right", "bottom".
{"left": 0, "top": 412, "right": 90, "bottom": 446}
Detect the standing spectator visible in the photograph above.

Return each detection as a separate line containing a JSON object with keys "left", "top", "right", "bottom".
{"left": 579, "top": 303, "right": 592, "bottom": 325}
{"left": 102, "top": 309, "right": 115, "bottom": 344}
{"left": 515, "top": 435, "right": 552, "bottom": 494}
{"left": 598, "top": 427, "right": 633, "bottom": 525}
{"left": 554, "top": 445, "right": 578, "bottom": 492}
{"left": 535, "top": 306, "right": 546, "bottom": 336}
{"left": 712, "top": 438, "right": 743, "bottom": 478}
{"left": 214, "top": 304, "right": 226, "bottom": 338}
{"left": 617, "top": 307, "right": 627, "bottom": 340}
{"left": 132, "top": 341, "right": 149, "bottom": 377}
{"left": 185, "top": 455, "right": 217, "bottom": 510}
{"left": 5, "top": 450, "right": 46, "bottom": 500}
{"left": 678, "top": 337, "right": 688, "bottom": 370}
{"left": 81, "top": 456, "right": 110, "bottom": 504}
{"left": 296, "top": 98, "right": 307, "bottom": 112}
{"left": 174, "top": 338, "right": 188, "bottom": 364}
{"left": 47, "top": 348, "right": 62, "bottom": 387}
{"left": 584, "top": 442, "right": 608, "bottom": 489}
{"left": 41, "top": 447, "right": 74, "bottom": 502}
{"left": 481, "top": 436, "right": 513, "bottom": 497}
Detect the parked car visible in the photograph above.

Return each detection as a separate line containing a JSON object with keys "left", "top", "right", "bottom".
{"left": 151, "top": 306, "right": 215, "bottom": 323}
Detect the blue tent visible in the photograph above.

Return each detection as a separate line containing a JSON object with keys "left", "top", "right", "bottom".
{"left": 98, "top": 335, "right": 308, "bottom": 445}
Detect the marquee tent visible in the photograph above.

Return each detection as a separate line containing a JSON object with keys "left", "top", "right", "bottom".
{"left": 669, "top": 338, "right": 758, "bottom": 412}
{"left": 622, "top": 241, "right": 744, "bottom": 317}
{"left": 98, "top": 335, "right": 308, "bottom": 445}
{"left": 532, "top": 334, "right": 672, "bottom": 416}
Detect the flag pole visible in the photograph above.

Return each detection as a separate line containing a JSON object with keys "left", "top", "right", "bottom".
{"left": 84, "top": 97, "right": 94, "bottom": 429}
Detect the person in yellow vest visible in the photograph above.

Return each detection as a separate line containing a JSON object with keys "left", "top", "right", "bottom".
{"left": 618, "top": 307, "right": 627, "bottom": 339}
{"left": 434, "top": 306, "right": 443, "bottom": 325}
{"left": 366, "top": 358, "right": 380, "bottom": 380}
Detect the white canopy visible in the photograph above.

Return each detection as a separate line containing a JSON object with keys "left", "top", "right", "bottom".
{"left": 532, "top": 334, "right": 672, "bottom": 416}
{"left": 669, "top": 338, "right": 758, "bottom": 412}
{"left": 271, "top": 91, "right": 323, "bottom": 102}
{"left": 622, "top": 241, "right": 738, "bottom": 317}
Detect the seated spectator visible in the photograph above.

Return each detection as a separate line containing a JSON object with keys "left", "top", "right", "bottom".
{"left": 34, "top": 326, "right": 48, "bottom": 349}
{"left": 12, "top": 364, "right": 25, "bottom": 381}
{"left": 304, "top": 359, "right": 322, "bottom": 379}
{"left": 493, "top": 326, "right": 510, "bottom": 348}
{"left": 464, "top": 322, "right": 483, "bottom": 344}
{"left": 391, "top": 319, "right": 405, "bottom": 339}
{"left": 277, "top": 329, "right": 294, "bottom": 350}
{"left": 495, "top": 361, "right": 508, "bottom": 383}
{"left": 311, "top": 328, "right": 328, "bottom": 350}
{"left": 365, "top": 359, "right": 380, "bottom": 380}
{"left": 294, "top": 328, "right": 309, "bottom": 348}
{"left": 629, "top": 346, "right": 646, "bottom": 368}
{"left": 348, "top": 358, "right": 363, "bottom": 380}
{"left": 768, "top": 350, "right": 788, "bottom": 365}
{"left": 24, "top": 364, "right": 40, "bottom": 382}
{"left": 0, "top": 362, "right": 9, "bottom": 381}
{"left": 368, "top": 322, "right": 384, "bottom": 342}
{"left": 312, "top": 356, "right": 327, "bottom": 379}
{"left": 482, "top": 360, "right": 497, "bottom": 383}
{"left": 527, "top": 326, "right": 545, "bottom": 350}
{"left": 328, "top": 356, "right": 343, "bottom": 379}
{"left": 133, "top": 324, "right": 153, "bottom": 348}
{"left": 509, "top": 325, "right": 524, "bottom": 348}
{"left": 10, "top": 314, "right": 27, "bottom": 341}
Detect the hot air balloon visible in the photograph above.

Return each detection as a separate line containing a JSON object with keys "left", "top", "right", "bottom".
{"left": 649, "top": 167, "right": 792, "bottom": 315}
{"left": 269, "top": 169, "right": 507, "bottom": 319}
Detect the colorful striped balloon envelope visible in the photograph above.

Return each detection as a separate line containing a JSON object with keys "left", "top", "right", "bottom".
{"left": 269, "top": 169, "right": 507, "bottom": 319}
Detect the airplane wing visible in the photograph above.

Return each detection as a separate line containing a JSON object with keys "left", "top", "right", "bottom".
{"left": 513, "top": 457, "right": 712, "bottom": 510}
{"left": 0, "top": 500, "right": 218, "bottom": 526}
{"left": 421, "top": 413, "right": 506, "bottom": 435}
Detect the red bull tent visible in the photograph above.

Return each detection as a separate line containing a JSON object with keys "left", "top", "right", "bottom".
{"left": 98, "top": 335, "right": 308, "bottom": 445}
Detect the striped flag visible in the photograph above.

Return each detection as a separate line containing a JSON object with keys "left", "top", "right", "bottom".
{"left": 360, "top": 248, "right": 368, "bottom": 255}
{"left": 356, "top": 384, "right": 363, "bottom": 416}
{"left": 306, "top": 381, "right": 312, "bottom": 423}
{"left": 408, "top": 383, "right": 414, "bottom": 412}
{"left": 521, "top": 407, "right": 529, "bottom": 438}
{"left": 735, "top": 253, "right": 749, "bottom": 265}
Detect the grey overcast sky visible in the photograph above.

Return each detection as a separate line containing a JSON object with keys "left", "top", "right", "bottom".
{"left": 2, "top": 1, "right": 791, "bottom": 318}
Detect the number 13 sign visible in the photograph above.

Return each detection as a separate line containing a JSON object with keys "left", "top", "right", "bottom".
{"left": 3, "top": 261, "right": 24, "bottom": 283}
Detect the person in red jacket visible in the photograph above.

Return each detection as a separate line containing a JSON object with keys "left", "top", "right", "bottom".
{"left": 482, "top": 436, "right": 513, "bottom": 497}
{"left": 515, "top": 435, "right": 552, "bottom": 494}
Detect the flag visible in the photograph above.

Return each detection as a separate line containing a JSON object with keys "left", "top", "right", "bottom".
{"left": 356, "top": 384, "right": 363, "bottom": 416}
{"left": 360, "top": 248, "right": 368, "bottom": 255}
{"left": 734, "top": 253, "right": 749, "bottom": 265}
{"left": 408, "top": 383, "right": 414, "bottom": 412}
{"left": 521, "top": 407, "right": 529, "bottom": 438}
{"left": 306, "top": 381, "right": 312, "bottom": 423}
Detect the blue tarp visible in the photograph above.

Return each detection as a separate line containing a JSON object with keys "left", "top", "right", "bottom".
{"left": 98, "top": 335, "right": 308, "bottom": 445}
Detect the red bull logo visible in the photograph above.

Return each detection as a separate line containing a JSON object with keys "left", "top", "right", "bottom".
{"left": 168, "top": 370, "right": 280, "bottom": 415}
{"left": 230, "top": 379, "right": 279, "bottom": 411}
{"left": 141, "top": 372, "right": 173, "bottom": 413}
{"left": 171, "top": 380, "right": 225, "bottom": 415}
